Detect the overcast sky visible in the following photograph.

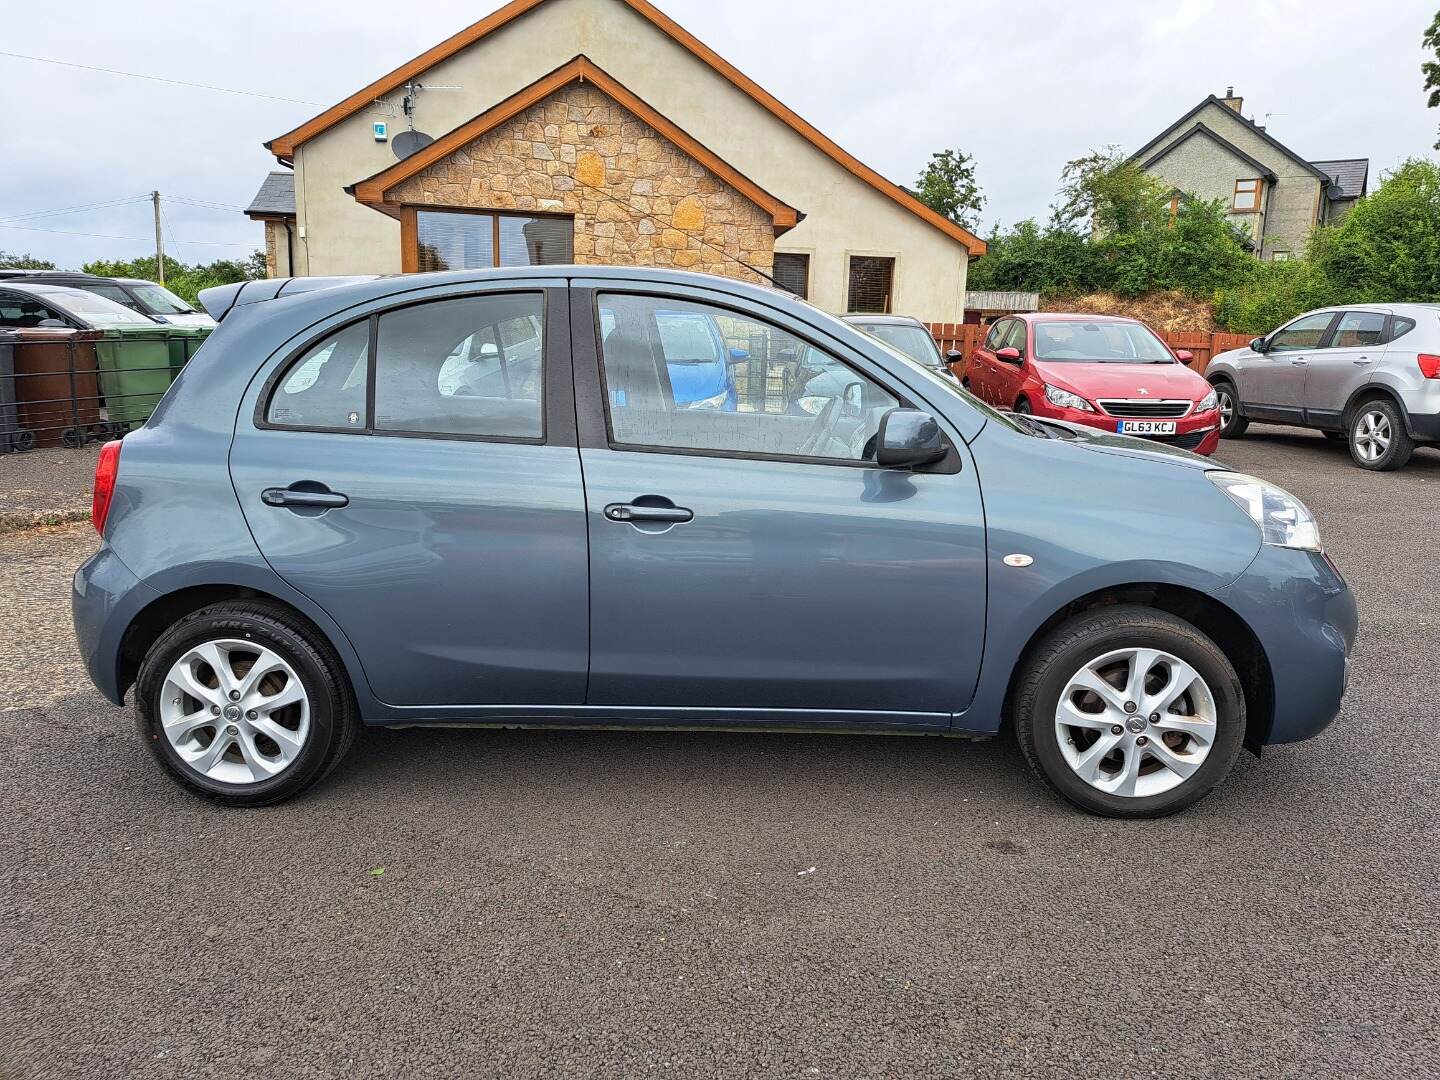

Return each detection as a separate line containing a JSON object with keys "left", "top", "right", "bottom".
{"left": 2, "top": 0, "right": 1435, "bottom": 270}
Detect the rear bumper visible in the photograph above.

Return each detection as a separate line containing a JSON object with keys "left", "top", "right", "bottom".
{"left": 1405, "top": 410, "right": 1440, "bottom": 442}
{"left": 72, "top": 544, "right": 158, "bottom": 706}
{"left": 1216, "top": 545, "right": 1358, "bottom": 745}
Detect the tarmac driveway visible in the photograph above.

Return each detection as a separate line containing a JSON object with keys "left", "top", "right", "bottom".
{"left": 1, "top": 428, "right": 1437, "bottom": 1079}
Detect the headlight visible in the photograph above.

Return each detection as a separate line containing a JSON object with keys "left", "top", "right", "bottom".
{"left": 1208, "top": 471, "right": 1320, "bottom": 550}
{"left": 1044, "top": 383, "right": 1094, "bottom": 412}
{"left": 678, "top": 389, "right": 729, "bottom": 411}
{"left": 797, "top": 395, "right": 829, "bottom": 416}
{"left": 1196, "top": 388, "right": 1219, "bottom": 413}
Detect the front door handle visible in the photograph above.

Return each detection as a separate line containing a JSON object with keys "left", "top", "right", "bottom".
{"left": 1291, "top": 357, "right": 1308, "bottom": 366}
{"left": 262, "top": 487, "right": 349, "bottom": 509}
{"left": 605, "top": 502, "right": 693, "bottom": 524}
{"left": 1353, "top": 357, "right": 1373, "bottom": 365}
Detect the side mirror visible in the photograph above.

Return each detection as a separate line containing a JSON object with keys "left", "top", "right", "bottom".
{"left": 1250, "top": 337, "right": 1268, "bottom": 354}
{"left": 876, "top": 408, "right": 948, "bottom": 468}
{"left": 727, "top": 347, "right": 750, "bottom": 364}
{"left": 995, "top": 346, "right": 1023, "bottom": 365}
{"left": 1174, "top": 349, "right": 1194, "bottom": 362}
{"left": 945, "top": 349, "right": 963, "bottom": 363}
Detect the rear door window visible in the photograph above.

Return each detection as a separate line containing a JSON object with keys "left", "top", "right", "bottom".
{"left": 1328, "top": 311, "right": 1386, "bottom": 349}
{"left": 266, "top": 322, "right": 369, "bottom": 429}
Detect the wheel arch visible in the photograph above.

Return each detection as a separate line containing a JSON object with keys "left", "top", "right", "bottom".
{"left": 1342, "top": 383, "right": 1409, "bottom": 432}
{"left": 117, "top": 583, "right": 367, "bottom": 711}
{"left": 1000, "top": 582, "right": 1275, "bottom": 752}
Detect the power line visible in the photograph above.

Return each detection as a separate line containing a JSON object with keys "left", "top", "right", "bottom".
{"left": 0, "top": 222, "right": 254, "bottom": 247}
{"left": 0, "top": 50, "right": 323, "bottom": 106}
{"left": 170, "top": 195, "right": 250, "bottom": 213}
{"left": 0, "top": 195, "right": 151, "bottom": 223}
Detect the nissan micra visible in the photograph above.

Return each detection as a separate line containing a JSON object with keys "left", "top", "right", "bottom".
{"left": 72, "top": 268, "right": 1357, "bottom": 818}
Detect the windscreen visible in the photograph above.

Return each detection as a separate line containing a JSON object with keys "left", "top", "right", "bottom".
{"left": 853, "top": 322, "right": 942, "bottom": 365}
{"left": 129, "top": 283, "right": 194, "bottom": 314}
{"left": 1033, "top": 320, "right": 1174, "bottom": 363}
{"left": 36, "top": 288, "right": 156, "bottom": 327}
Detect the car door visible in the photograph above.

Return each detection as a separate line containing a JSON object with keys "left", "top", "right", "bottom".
{"left": 1303, "top": 309, "right": 1389, "bottom": 427}
{"left": 968, "top": 319, "right": 1009, "bottom": 403}
{"left": 228, "top": 283, "right": 589, "bottom": 708}
{"left": 570, "top": 283, "right": 987, "bottom": 723}
{"left": 992, "top": 319, "right": 1029, "bottom": 410}
{"left": 1245, "top": 311, "right": 1339, "bottom": 418}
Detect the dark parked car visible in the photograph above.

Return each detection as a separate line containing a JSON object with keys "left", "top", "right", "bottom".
{"left": 73, "top": 268, "right": 1356, "bottom": 817}
{"left": 0, "top": 270, "right": 214, "bottom": 327}
{"left": 844, "top": 313, "right": 961, "bottom": 380}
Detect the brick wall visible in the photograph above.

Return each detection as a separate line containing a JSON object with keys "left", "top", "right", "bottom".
{"left": 387, "top": 82, "right": 776, "bottom": 281}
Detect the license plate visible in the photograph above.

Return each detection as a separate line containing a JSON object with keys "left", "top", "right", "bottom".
{"left": 1117, "top": 420, "right": 1177, "bottom": 435}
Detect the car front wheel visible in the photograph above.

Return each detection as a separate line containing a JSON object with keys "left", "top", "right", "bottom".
{"left": 1012, "top": 606, "right": 1246, "bottom": 818}
{"left": 1214, "top": 381, "right": 1248, "bottom": 438}
{"left": 136, "top": 602, "right": 359, "bottom": 807}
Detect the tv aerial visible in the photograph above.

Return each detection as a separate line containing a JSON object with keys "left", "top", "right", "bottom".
{"left": 373, "top": 79, "right": 462, "bottom": 160}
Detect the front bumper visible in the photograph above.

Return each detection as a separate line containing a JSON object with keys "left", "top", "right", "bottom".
{"left": 1031, "top": 400, "right": 1222, "bottom": 455}
{"left": 1216, "top": 544, "right": 1358, "bottom": 745}
{"left": 72, "top": 544, "right": 159, "bottom": 706}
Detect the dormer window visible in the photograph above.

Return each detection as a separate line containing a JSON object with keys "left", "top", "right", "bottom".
{"left": 1232, "top": 178, "right": 1262, "bottom": 212}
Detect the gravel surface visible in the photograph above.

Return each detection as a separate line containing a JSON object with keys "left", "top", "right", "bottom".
{"left": 0, "top": 444, "right": 99, "bottom": 531}
{"left": 1, "top": 426, "right": 1437, "bottom": 1079}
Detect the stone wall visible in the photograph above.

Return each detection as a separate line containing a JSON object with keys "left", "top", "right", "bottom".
{"left": 387, "top": 82, "right": 776, "bottom": 281}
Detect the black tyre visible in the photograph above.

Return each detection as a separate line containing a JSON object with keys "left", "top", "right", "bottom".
{"left": 11, "top": 429, "right": 35, "bottom": 453}
{"left": 1213, "top": 380, "right": 1248, "bottom": 438}
{"left": 136, "top": 602, "right": 359, "bottom": 807}
{"left": 1013, "top": 398, "right": 1032, "bottom": 415}
{"left": 1012, "top": 605, "right": 1246, "bottom": 818}
{"left": 1348, "top": 398, "right": 1414, "bottom": 471}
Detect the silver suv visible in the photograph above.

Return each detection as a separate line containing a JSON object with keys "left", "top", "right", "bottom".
{"left": 1207, "top": 304, "right": 1440, "bottom": 470}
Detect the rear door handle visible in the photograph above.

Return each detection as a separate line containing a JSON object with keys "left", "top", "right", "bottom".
{"left": 605, "top": 503, "right": 693, "bottom": 524}
{"left": 262, "top": 487, "right": 349, "bottom": 509}
{"left": 1353, "top": 357, "right": 1373, "bottom": 365}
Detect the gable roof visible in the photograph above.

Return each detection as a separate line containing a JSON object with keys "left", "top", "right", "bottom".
{"left": 244, "top": 171, "right": 295, "bottom": 219}
{"left": 1130, "top": 95, "right": 1333, "bottom": 185}
{"left": 347, "top": 56, "right": 798, "bottom": 233}
{"left": 1310, "top": 158, "right": 1368, "bottom": 200}
{"left": 1141, "top": 122, "right": 1277, "bottom": 183}
{"left": 266, "top": 0, "right": 984, "bottom": 255}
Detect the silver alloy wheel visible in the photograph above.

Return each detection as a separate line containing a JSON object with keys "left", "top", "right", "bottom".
{"left": 1218, "top": 388, "right": 1234, "bottom": 428}
{"left": 1054, "top": 647, "right": 1217, "bottom": 798}
{"left": 1352, "top": 409, "right": 1392, "bottom": 463}
{"left": 159, "top": 638, "right": 310, "bottom": 785}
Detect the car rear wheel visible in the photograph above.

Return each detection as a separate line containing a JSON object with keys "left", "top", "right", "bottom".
{"left": 1348, "top": 399, "right": 1413, "bottom": 471}
{"left": 136, "top": 602, "right": 359, "bottom": 807}
{"left": 1214, "top": 381, "right": 1248, "bottom": 438}
{"left": 1012, "top": 605, "right": 1246, "bottom": 818}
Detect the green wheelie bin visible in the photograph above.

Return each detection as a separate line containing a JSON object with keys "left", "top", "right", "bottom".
{"left": 166, "top": 324, "right": 212, "bottom": 377}
{"left": 94, "top": 326, "right": 175, "bottom": 432}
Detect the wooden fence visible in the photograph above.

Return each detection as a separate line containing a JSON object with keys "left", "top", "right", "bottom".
{"left": 926, "top": 324, "right": 1253, "bottom": 376}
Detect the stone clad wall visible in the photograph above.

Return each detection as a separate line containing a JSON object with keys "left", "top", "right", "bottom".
{"left": 387, "top": 82, "right": 776, "bottom": 281}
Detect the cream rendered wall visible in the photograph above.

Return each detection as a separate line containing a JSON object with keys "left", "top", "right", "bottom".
{"left": 1142, "top": 101, "right": 1322, "bottom": 259}
{"left": 288, "top": 0, "right": 970, "bottom": 317}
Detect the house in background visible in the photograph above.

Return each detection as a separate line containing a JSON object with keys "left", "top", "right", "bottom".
{"left": 244, "top": 172, "right": 296, "bottom": 278}
{"left": 245, "top": 0, "right": 984, "bottom": 321}
{"left": 1131, "top": 89, "right": 1367, "bottom": 261}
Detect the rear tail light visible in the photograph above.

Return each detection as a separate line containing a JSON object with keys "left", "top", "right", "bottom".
{"left": 92, "top": 439, "right": 122, "bottom": 535}
{"left": 1418, "top": 354, "right": 1440, "bottom": 379}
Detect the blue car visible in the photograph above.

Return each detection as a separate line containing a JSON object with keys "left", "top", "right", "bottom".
{"left": 72, "top": 267, "right": 1356, "bottom": 817}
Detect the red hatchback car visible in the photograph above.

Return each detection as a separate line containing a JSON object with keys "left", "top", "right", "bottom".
{"left": 961, "top": 313, "right": 1222, "bottom": 455}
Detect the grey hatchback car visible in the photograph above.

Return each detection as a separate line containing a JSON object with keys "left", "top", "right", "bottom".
{"left": 72, "top": 268, "right": 1357, "bottom": 817}
{"left": 1207, "top": 304, "right": 1440, "bottom": 470}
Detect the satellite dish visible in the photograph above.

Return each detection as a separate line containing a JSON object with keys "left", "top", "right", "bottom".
{"left": 393, "top": 130, "right": 434, "bottom": 160}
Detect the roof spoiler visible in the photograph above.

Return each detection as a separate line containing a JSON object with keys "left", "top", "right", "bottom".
{"left": 198, "top": 276, "right": 378, "bottom": 322}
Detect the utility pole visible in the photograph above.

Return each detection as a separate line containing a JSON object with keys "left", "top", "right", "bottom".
{"left": 151, "top": 191, "right": 165, "bottom": 285}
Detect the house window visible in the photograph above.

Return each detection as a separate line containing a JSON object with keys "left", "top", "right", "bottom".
{"left": 1232, "top": 178, "right": 1262, "bottom": 213}
{"left": 772, "top": 252, "right": 810, "bottom": 299}
{"left": 416, "top": 209, "right": 574, "bottom": 272}
{"left": 847, "top": 256, "right": 895, "bottom": 313}
{"left": 1272, "top": 250, "right": 1291, "bottom": 262}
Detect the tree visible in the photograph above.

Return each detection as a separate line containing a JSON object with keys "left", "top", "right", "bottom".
{"left": 81, "top": 252, "right": 266, "bottom": 306}
{"left": 0, "top": 250, "right": 58, "bottom": 270}
{"left": 1052, "top": 147, "right": 1167, "bottom": 236}
{"left": 1424, "top": 10, "right": 1440, "bottom": 149}
{"left": 914, "top": 149, "right": 986, "bottom": 230}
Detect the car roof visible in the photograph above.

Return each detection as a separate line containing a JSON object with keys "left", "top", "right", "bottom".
{"left": 0, "top": 270, "right": 110, "bottom": 283}
{"left": 0, "top": 281, "right": 102, "bottom": 303}
{"left": 1020, "top": 312, "right": 1143, "bottom": 324}
{"left": 841, "top": 314, "right": 926, "bottom": 327}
